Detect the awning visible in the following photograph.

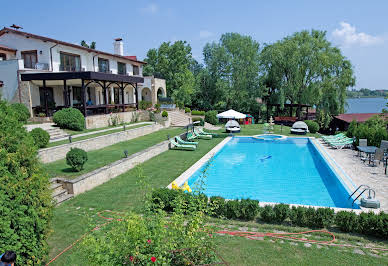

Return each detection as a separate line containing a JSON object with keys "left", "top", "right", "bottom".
{"left": 216, "top": 109, "right": 246, "bottom": 119}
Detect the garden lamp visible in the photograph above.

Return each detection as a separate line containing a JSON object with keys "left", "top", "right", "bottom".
{"left": 124, "top": 150, "right": 128, "bottom": 158}
{"left": 68, "top": 135, "right": 72, "bottom": 143}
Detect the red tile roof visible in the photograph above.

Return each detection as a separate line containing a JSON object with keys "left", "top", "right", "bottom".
{"left": 123, "top": 56, "right": 137, "bottom": 61}
{"left": 334, "top": 113, "right": 388, "bottom": 123}
{"left": 0, "top": 44, "right": 16, "bottom": 53}
{"left": 0, "top": 27, "right": 146, "bottom": 64}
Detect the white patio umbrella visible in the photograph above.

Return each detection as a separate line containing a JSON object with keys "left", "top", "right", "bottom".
{"left": 216, "top": 109, "right": 246, "bottom": 119}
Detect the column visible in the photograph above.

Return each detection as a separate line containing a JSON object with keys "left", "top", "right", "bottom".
{"left": 43, "top": 80, "right": 49, "bottom": 117}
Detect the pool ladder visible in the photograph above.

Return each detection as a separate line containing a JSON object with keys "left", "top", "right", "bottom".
{"left": 348, "top": 184, "right": 376, "bottom": 207}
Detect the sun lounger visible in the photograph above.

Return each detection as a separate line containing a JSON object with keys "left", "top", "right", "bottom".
{"left": 169, "top": 139, "right": 196, "bottom": 151}
{"left": 198, "top": 128, "right": 218, "bottom": 136}
{"left": 186, "top": 132, "right": 198, "bottom": 141}
{"left": 176, "top": 136, "right": 198, "bottom": 146}
{"left": 194, "top": 129, "right": 212, "bottom": 140}
{"left": 329, "top": 139, "right": 354, "bottom": 149}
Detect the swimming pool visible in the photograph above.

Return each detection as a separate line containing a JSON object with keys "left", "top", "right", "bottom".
{"left": 187, "top": 136, "right": 360, "bottom": 209}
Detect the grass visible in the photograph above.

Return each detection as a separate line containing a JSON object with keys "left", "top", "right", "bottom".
{"left": 44, "top": 127, "right": 185, "bottom": 179}
{"left": 46, "top": 123, "right": 150, "bottom": 148}
{"left": 62, "top": 121, "right": 148, "bottom": 136}
{"left": 47, "top": 137, "right": 224, "bottom": 265}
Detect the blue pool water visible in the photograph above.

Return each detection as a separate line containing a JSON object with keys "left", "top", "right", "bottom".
{"left": 187, "top": 137, "right": 360, "bottom": 209}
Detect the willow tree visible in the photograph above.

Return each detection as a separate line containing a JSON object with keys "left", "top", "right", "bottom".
{"left": 196, "top": 33, "right": 262, "bottom": 113}
{"left": 260, "top": 30, "right": 355, "bottom": 118}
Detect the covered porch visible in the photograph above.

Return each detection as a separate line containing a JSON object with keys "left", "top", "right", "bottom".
{"left": 21, "top": 71, "right": 143, "bottom": 117}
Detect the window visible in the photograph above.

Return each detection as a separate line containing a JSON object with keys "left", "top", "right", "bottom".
{"left": 60, "top": 52, "right": 81, "bottom": 71}
{"left": 22, "top": 50, "right": 37, "bottom": 68}
{"left": 39, "top": 87, "right": 54, "bottom": 107}
{"left": 117, "top": 62, "right": 126, "bottom": 75}
{"left": 72, "top": 87, "right": 82, "bottom": 105}
{"left": 132, "top": 65, "right": 139, "bottom": 75}
{"left": 0, "top": 53, "right": 6, "bottom": 61}
{"left": 98, "top": 58, "right": 110, "bottom": 73}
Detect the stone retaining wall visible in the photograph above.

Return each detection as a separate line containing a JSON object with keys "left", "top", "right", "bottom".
{"left": 39, "top": 121, "right": 169, "bottom": 163}
{"left": 58, "top": 140, "right": 169, "bottom": 195}
{"left": 85, "top": 110, "right": 150, "bottom": 129}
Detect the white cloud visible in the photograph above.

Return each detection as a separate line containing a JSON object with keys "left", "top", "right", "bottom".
{"left": 140, "top": 3, "right": 158, "bottom": 14}
{"left": 332, "top": 22, "right": 383, "bottom": 47}
{"left": 199, "top": 30, "right": 214, "bottom": 39}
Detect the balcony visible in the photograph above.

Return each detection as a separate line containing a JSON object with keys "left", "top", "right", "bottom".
{"left": 59, "top": 64, "right": 82, "bottom": 72}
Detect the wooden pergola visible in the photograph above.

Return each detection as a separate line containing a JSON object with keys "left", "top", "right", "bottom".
{"left": 266, "top": 103, "right": 312, "bottom": 121}
{"left": 21, "top": 71, "right": 143, "bottom": 117}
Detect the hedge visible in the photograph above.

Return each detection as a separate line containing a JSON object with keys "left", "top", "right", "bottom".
{"left": 53, "top": 108, "right": 85, "bottom": 131}
{"left": 151, "top": 188, "right": 388, "bottom": 239}
{"left": 0, "top": 101, "right": 53, "bottom": 265}
{"left": 30, "top": 128, "right": 50, "bottom": 148}
{"left": 191, "top": 110, "right": 205, "bottom": 116}
{"left": 205, "top": 110, "right": 218, "bottom": 125}
{"left": 10, "top": 103, "right": 30, "bottom": 123}
{"left": 185, "top": 107, "right": 191, "bottom": 113}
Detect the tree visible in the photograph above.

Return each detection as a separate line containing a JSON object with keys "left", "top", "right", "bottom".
{"left": 80, "top": 40, "right": 96, "bottom": 49}
{"left": 0, "top": 101, "right": 53, "bottom": 265}
{"left": 195, "top": 33, "right": 263, "bottom": 113}
{"left": 260, "top": 30, "right": 355, "bottom": 118}
{"left": 143, "top": 41, "right": 195, "bottom": 106}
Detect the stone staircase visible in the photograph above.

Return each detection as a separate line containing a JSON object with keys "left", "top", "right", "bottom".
{"left": 50, "top": 179, "right": 73, "bottom": 205}
{"left": 46, "top": 127, "right": 69, "bottom": 141}
{"left": 167, "top": 110, "right": 192, "bottom": 127}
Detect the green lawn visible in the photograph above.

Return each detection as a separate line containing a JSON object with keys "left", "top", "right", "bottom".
{"left": 62, "top": 121, "right": 148, "bottom": 136}
{"left": 46, "top": 123, "right": 150, "bottom": 148}
{"left": 44, "top": 127, "right": 185, "bottom": 179}
{"left": 47, "top": 137, "right": 224, "bottom": 265}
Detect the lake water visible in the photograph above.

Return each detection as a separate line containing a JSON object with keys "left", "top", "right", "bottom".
{"left": 345, "top": 97, "right": 387, "bottom": 113}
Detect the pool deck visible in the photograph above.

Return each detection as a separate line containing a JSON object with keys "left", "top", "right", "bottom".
{"left": 317, "top": 139, "right": 388, "bottom": 213}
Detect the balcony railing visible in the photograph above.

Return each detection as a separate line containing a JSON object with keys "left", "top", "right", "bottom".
{"left": 59, "top": 64, "right": 82, "bottom": 72}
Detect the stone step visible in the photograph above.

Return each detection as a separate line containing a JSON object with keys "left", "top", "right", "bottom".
{"left": 50, "top": 182, "right": 64, "bottom": 195}
{"left": 55, "top": 193, "right": 74, "bottom": 205}
{"left": 52, "top": 188, "right": 67, "bottom": 198}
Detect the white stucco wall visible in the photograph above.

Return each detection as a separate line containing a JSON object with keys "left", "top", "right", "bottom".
{"left": 0, "top": 59, "right": 21, "bottom": 101}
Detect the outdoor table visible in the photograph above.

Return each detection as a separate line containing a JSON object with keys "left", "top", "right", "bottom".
{"left": 357, "top": 146, "right": 377, "bottom": 165}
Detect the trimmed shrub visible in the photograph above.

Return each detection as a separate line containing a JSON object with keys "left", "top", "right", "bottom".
{"left": 226, "top": 200, "right": 242, "bottom": 219}
{"left": 191, "top": 110, "right": 205, "bottom": 116}
{"left": 289, "top": 206, "right": 309, "bottom": 227}
{"left": 185, "top": 107, "right": 191, "bottom": 113}
{"left": 30, "top": 128, "right": 50, "bottom": 148}
{"left": 309, "top": 208, "right": 334, "bottom": 228}
{"left": 304, "top": 120, "right": 319, "bottom": 133}
{"left": 162, "top": 110, "right": 168, "bottom": 117}
{"left": 154, "top": 103, "right": 161, "bottom": 113}
{"left": 0, "top": 101, "right": 53, "bottom": 265}
{"left": 273, "top": 204, "right": 290, "bottom": 223}
{"left": 335, "top": 211, "right": 358, "bottom": 232}
{"left": 66, "top": 148, "right": 88, "bottom": 172}
{"left": 192, "top": 117, "right": 204, "bottom": 126}
{"left": 10, "top": 103, "right": 30, "bottom": 123}
{"left": 260, "top": 205, "right": 276, "bottom": 223}
{"left": 53, "top": 108, "right": 85, "bottom": 131}
{"left": 139, "top": 101, "right": 152, "bottom": 110}
{"left": 239, "top": 199, "right": 260, "bottom": 220}
{"left": 205, "top": 110, "right": 218, "bottom": 125}
{"left": 152, "top": 188, "right": 182, "bottom": 212}
{"left": 210, "top": 196, "right": 227, "bottom": 218}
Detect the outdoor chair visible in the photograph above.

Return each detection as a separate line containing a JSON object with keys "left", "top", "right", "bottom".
{"left": 169, "top": 138, "right": 196, "bottom": 151}
{"left": 380, "top": 140, "right": 388, "bottom": 155}
{"left": 176, "top": 136, "right": 198, "bottom": 146}
{"left": 358, "top": 139, "right": 367, "bottom": 157}
{"left": 371, "top": 148, "right": 385, "bottom": 167}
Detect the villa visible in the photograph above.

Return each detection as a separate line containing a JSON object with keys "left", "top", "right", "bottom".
{"left": 0, "top": 27, "right": 167, "bottom": 123}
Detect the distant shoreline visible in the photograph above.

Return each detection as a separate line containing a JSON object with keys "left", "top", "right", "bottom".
{"left": 346, "top": 96, "right": 386, "bottom": 99}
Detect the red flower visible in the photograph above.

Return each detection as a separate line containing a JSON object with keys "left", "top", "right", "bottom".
{"left": 147, "top": 239, "right": 151, "bottom": 244}
{"left": 151, "top": 256, "right": 156, "bottom": 263}
{"left": 129, "top": 256, "right": 134, "bottom": 262}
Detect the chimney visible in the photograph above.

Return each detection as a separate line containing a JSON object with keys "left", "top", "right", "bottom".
{"left": 114, "top": 38, "right": 123, "bottom": 56}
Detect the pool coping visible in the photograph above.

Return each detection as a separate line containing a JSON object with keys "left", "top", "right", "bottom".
{"left": 168, "top": 135, "right": 380, "bottom": 213}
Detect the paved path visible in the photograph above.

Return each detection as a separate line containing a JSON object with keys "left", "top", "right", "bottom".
{"left": 50, "top": 122, "right": 154, "bottom": 142}
{"left": 318, "top": 139, "right": 388, "bottom": 212}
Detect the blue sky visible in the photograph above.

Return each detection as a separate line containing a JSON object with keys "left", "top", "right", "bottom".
{"left": 1, "top": 0, "right": 387, "bottom": 89}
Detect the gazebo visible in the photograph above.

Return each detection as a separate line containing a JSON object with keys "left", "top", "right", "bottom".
{"left": 216, "top": 109, "right": 246, "bottom": 120}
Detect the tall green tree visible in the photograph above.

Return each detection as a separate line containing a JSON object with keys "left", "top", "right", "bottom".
{"left": 260, "top": 30, "right": 355, "bottom": 118}
{"left": 143, "top": 41, "right": 195, "bottom": 106}
{"left": 195, "top": 33, "right": 263, "bottom": 113}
